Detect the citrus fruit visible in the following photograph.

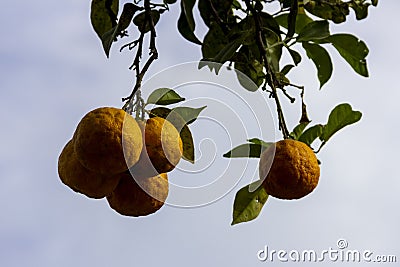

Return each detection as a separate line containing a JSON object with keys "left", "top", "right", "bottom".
{"left": 107, "top": 172, "right": 169, "bottom": 217}
{"left": 58, "top": 140, "right": 121, "bottom": 199}
{"left": 259, "top": 139, "right": 320, "bottom": 200}
{"left": 73, "top": 107, "right": 142, "bottom": 175}
{"left": 130, "top": 117, "right": 183, "bottom": 178}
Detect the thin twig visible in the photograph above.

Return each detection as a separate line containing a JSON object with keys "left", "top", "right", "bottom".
{"left": 122, "top": 0, "right": 159, "bottom": 114}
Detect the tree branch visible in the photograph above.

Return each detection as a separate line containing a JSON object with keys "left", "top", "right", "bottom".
{"left": 122, "top": 0, "right": 159, "bottom": 115}
{"left": 244, "top": 0, "right": 290, "bottom": 139}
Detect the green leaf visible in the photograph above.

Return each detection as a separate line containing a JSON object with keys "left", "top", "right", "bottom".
{"left": 133, "top": 10, "right": 161, "bottom": 33}
{"left": 297, "top": 20, "right": 330, "bottom": 42}
{"left": 349, "top": 1, "right": 371, "bottom": 20}
{"left": 231, "top": 181, "right": 269, "bottom": 225}
{"left": 198, "top": 0, "right": 233, "bottom": 28}
{"left": 290, "top": 121, "right": 310, "bottom": 139}
{"left": 234, "top": 47, "right": 265, "bottom": 91}
{"left": 247, "top": 138, "right": 272, "bottom": 148}
{"left": 149, "top": 107, "right": 195, "bottom": 163}
{"left": 212, "top": 38, "right": 243, "bottom": 65}
{"left": 178, "top": 0, "right": 202, "bottom": 45}
{"left": 90, "top": 0, "right": 119, "bottom": 39}
{"left": 320, "top": 103, "right": 362, "bottom": 143}
{"left": 302, "top": 42, "right": 332, "bottom": 89}
{"left": 223, "top": 143, "right": 266, "bottom": 158}
{"left": 326, "top": 34, "right": 369, "bottom": 77}
{"left": 281, "top": 64, "right": 295, "bottom": 75}
{"left": 287, "top": 47, "right": 302, "bottom": 65}
{"left": 101, "top": 3, "right": 140, "bottom": 57}
{"left": 265, "top": 31, "right": 282, "bottom": 73}
{"left": 298, "top": 124, "right": 323, "bottom": 146}
{"left": 164, "top": 0, "right": 177, "bottom": 4}
{"left": 304, "top": 0, "right": 350, "bottom": 24}
{"left": 234, "top": 59, "right": 264, "bottom": 91}
{"left": 275, "top": 12, "right": 313, "bottom": 33}
{"left": 171, "top": 106, "right": 207, "bottom": 125}
{"left": 146, "top": 88, "right": 185, "bottom": 106}
{"left": 202, "top": 24, "right": 228, "bottom": 59}
{"left": 280, "top": 0, "right": 294, "bottom": 8}
{"left": 275, "top": 72, "right": 290, "bottom": 86}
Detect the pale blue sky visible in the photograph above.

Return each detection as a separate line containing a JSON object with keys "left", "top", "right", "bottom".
{"left": 0, "top": 1, "right": 399, "bottom": 266}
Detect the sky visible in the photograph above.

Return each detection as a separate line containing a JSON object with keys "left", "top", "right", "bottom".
{"left": 0, "top": 1, "right": 399, "bottom": 266}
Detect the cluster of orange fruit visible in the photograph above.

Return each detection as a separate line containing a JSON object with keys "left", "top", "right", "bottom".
{"left": 58, "top": 107, "right": 183, "bottom": 217}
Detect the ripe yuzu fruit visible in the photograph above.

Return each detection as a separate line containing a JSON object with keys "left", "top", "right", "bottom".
{"left": 107, "top": 172, "right": 169, "bottom": 217}
{"left": 58, "top": 140, "right": 121, "bottom": 199}
{"left": 73, "top": 107, "right": 142, "bottom": 175}
{"left": 130, "top": 117, "right": 183, "bottom": 178}
{"left": 259, "top": 139, "right": 320, "bottom": 200}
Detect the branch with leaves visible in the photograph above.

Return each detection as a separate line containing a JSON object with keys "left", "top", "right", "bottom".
{"left": 88, "top": 0, "right": 377, "bottom": 225}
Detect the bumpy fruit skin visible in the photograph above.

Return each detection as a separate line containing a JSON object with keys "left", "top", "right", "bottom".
{"left": 259, "top": 139, "right": 320, "bottom": 200}
{"left": 73, "top": 107, "right": 143, "bottom": 175}
{"left": 107, "top": 172, "right": 169, "bottom": 217}
{"left": 58, "top": 140, "right": 121, "bottom": 199}
{"left": 130, "top": 117, "right": 183, "bottom": 178}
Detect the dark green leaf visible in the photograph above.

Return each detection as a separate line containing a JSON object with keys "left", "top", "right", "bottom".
{"left": 231, "top": 181, "right": 269, "bottom": 225}
{"left": 202, "top": 23, "right": 229, "bottom": 58}
{"left": 234, "top": 59, "right": 264, "bottom": 91}
{"left": 90, "top": 0, "right": 119, "bottom": 39}
{"left": 275, "top": 72, "right": 290, "bottom": 86}
{"left": 260, "top": 12, "right": 282, "bottom": 36}
{"left": 213, "top": 38, "right": 243, "bottom": 66}
{"left": 349, "top": 1, "right": 372, "bottom": 20}
{"left": 275, "top": 12, "right": 313, "bottom": 33}
{"left": 281, "top": 64, "right": 295, "bottom": 75}
{"left": 178, "top": 0, "right": 202, "bottom": 45}
{"left": 234, "top": 47, "right": 265, "bottom": 91}
{"left": 133, "top": 10, "right": 161, "bottom": 33}
{"left": 146, "top": 88, "right": 185, "bottom": 105}
{"left": 304, "top": 0, "right": 350, "bottom": 24}
{"left": 150, "top": 107, "right": 195, "bottom": 163}
{"left": 265, "top": 31, "right": 282, "bottom": 73}
{"left": 297, "top": 20, "right": 330, "bottom": 42}
{"left": 223, "top": 143, "right": 265, "bottom": 158}
{"left": 198, "top": 0, "right": 233, "bottom": 28}
{"left": 280, "top": 0, "right": 294, "bottom": 9}
{"left": 298, "top": 124, "right": 323, "bottom": 146}
{"left": 171, "top": 106, "right": 207, "bottom": 125}
{"left": 372, "top": 0, "right": 378, "bottom": 7}
{"left": 101, "top": 3, "right": 140, "bottom": 57}
{"left": 290, "top": 121, "right": 310, "bottom": 139}
{"left": 320, "top": 103, "right": 362, "bottom": 143}
{"left": 302, "top": 42, "right": 332, "bottom": 89}
{"left": 287, "top": 47, "right": 302, "bottom": 65}
{"left": 327, "top": 34, "right": 369, "bottom": 77}
{"left": 164, "top": 0, "right": 177, "bottom": 4}
{"left": 247, "top": 138, "right": 272, "bottom": 148}
{"left": 232, "top": 0, "right": 242, "bottom": 9}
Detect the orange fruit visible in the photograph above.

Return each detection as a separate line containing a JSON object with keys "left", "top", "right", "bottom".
{"left": 259, "top": 139, "right": 320, "bottom": 200}
{"left": 130, "top": 117, "right": 183, "bottom": 178}
{"left": 58, "top": 140, "right": 121, "bottom": 199}
{"left": 107, "top": 172, "right": 169, "bottom": 217}
{"left": 73, "top": 107, "right": 142, "bottom": 175}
